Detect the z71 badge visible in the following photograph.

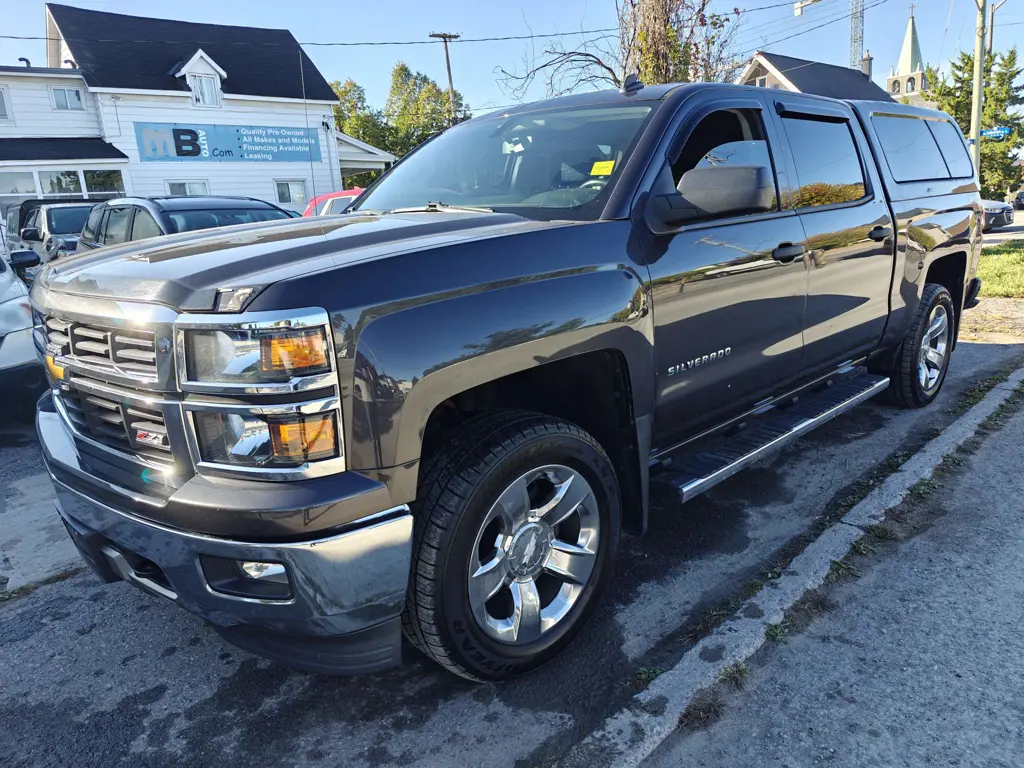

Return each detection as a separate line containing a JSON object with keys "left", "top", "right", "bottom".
{"left": 667, "top": 347, "right": 731, "bottom": 376}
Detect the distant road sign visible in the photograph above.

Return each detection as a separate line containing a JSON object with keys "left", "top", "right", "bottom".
{"left": 981, "top": 126, "right": 1012, "bottom": 139}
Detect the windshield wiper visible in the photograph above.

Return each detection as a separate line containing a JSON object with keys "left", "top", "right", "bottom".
{"left": 386, "top": 201, "right": 493, "bottom": 214}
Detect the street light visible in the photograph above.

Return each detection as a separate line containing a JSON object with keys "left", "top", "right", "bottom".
{"left": 794, "top": 0, "right": 823, "bottom": 16}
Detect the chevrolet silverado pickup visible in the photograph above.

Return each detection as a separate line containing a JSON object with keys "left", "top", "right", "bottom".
{"left": 32, "top": 83, "right": 982, "bottom": 681}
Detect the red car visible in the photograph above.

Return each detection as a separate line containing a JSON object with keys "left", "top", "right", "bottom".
{"left": 302, "top": 188, "right": 363, "bottom": 217}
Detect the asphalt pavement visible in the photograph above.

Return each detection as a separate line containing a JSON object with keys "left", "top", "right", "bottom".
{"left": 2, "top": 340, "right": 1024, "bottom": 768}
{"left": 644, "top": 395, "right": 1024, "bottom": 767}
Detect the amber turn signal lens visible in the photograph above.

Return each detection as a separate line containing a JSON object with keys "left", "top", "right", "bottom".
{"left": 269, "top": 415, "right": 337, "bottom": 463}
{"left": 260, "top": 329, "right": 329, "bottom": 375}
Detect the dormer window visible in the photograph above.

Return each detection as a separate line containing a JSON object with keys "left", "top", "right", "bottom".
{"left": 175, "top": 49, "right": 227, "bottom": 108}
{"left": 189, "top": 74, "right": 220, "bottom": 107}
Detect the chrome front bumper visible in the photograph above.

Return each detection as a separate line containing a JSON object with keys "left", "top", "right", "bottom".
{"left": 42, "top": 400, "right": 414, "bottom": 675}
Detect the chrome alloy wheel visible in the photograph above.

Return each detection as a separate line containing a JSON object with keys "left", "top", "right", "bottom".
{"left": 468, "top": 465, "right": 600, "bottom": 645}
{"left": 918, "top": 304, "right": 950, "bottom": 395}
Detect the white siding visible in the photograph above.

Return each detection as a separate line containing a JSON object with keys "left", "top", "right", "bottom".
{"left": 0, "top": 74, "right": 101, "bottom": 138}
{"left": 95, "top": 92, "right": 339, "bottom": 211}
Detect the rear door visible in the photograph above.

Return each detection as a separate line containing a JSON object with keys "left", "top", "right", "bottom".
{"left": 770, "top": 100, "right": 895, "bottom": 378}
{"left": 645, "top": 91, "right": 808, "bottom": 449}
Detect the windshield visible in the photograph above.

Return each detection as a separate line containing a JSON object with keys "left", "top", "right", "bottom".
{"left": 165, "top": 207, "right": 291, "bottom": 233}
{"left": 47, "top": 206, "right": 92, "bottom": 235}
{"left": 353, "top": 102, "right": 655, "bottom": 221}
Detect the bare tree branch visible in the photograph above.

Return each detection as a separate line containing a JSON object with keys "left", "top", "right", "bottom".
{"left": 498, "top": 0, "right": 743, "bottom": 100}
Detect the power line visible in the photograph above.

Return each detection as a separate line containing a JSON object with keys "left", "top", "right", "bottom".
{"left": 736, "top": 0, "right": 892, "bottom": 58}
{"left": 0, "top": 28, "right": 621, "bottom": 48}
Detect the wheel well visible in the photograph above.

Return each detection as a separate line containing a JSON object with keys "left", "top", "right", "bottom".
{"left": 420, "top": 350, "right": 645, "bottom": 534}
{"left": 925, "top": 252, "right": 967, "bottom": 343}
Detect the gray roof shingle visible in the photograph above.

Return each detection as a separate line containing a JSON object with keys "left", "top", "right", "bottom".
{"left": 760, "top": 52, "right": 894, "bottom": 102}
{"left": 0, "top": 137, "right": 128, "bottom": 162}
{"left": 46, "top": 4, "right": 337, "bottom": 102}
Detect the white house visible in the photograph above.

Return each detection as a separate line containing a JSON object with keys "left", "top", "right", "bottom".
{"left": 0, "top": 3, "right": 394, "bottom": 216}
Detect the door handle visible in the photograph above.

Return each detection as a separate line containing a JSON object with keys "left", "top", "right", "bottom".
{"left": 771, "top": 243, "right": 805, "bottom": 263}
{"left": 868, "top": 226, "right": 892, "bottom": 242}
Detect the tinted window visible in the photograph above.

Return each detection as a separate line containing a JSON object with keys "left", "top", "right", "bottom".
{"left": 130, "top": 208, "right": 163, "bottom": 241}
{"left": 165, "top": 207, "right": 290, "bottom": 233}
{"left": 671, "top": 108, "right": 778, "bottom": 219}
{"left": 871, "top": 115, "right": 949, "bottom": 182}
{"left": 353, "top": 104, "right": 654, "bottom": 221}
{"left": 81, "top": 206, "right": 104, "bottom": 242}
{"left": 100, "top": 207, "right": 131, "bottom": 246}
{"left": 782, "top": 118, "right": 866, "bottom": 208}
{"left": 927, "top": 120, "right": 973, "bottom": 179}
{"left": 47, "top": 206, "right": 91, "bottom": 235}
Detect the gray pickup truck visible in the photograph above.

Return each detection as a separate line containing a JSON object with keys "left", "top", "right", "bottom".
{"left": 32, "top": 83, "right": 981, "bottom": 681}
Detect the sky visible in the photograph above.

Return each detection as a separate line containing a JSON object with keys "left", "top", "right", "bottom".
{"left": 2, "top": 0, "right": 1024, "bottom": 113}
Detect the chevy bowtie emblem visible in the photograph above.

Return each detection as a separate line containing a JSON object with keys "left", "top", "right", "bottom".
{"left": 136, "top": 430, "right": 167, "bottom": 448}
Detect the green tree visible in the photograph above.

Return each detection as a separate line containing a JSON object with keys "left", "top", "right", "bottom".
{"left": 384, "top": 63, "right": 468, "bottom": 156}
{"left": 926, "top": 48, "right": 1024, "bottom": 198}
{"left": 329, "top": 65, "right": 469, "bottom": 188}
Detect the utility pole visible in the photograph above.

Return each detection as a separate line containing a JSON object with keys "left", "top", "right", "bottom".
{"left": 849, "top": 0, "right": 865, "bottom": 69}
{"left": 988, "top": 0, "right": 1009, "bottom": 54}
{"left": 970, "top": 0, "right": 987, "bottom": 175}
{"left": 429, "top": 32, "right": 460, "bottom": 126}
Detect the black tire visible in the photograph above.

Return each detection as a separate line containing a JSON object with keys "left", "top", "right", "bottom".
{"left": 880, "top": 283, "right": 955, "bottom": 408}
{"left": 403, "top": 410, "right": 621, "bottom": 681}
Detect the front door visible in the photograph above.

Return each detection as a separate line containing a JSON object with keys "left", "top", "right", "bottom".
{"left": 770, "top": 103, "right": 895, "bottom": 377}
{"left": 645, "top": 96, "right": 808, "bottom": 450}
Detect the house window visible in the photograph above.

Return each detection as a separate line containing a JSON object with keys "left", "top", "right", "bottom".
{"left": 189, "top": 74, "right": 220, "bottom": 107}
{"left": 891, "top": 80, "right": 901, "bottom": 94}
{"left": 0, "top": 172, "right": 35, "bottom": 196}
{"left": 0, "top": 86, "right": 11, "bottom": 121}
{"left": 52, "top": 87, "right": 84, "bottom": 110}
{"left": 906, "top": 77, "right": 916, "bottom": 93}
{"left": 166, "top": 180, "right": 209, "bottom": 196}
{"left": 275, "top": 180, "right": 307, "bottom": 205}
{"left": 84, "top": 170, "right": 125, "bottom": 199}
{"left": 38, "top": 170, "right": 83, "bottom": 197}
{"left": 756, "top": 76, "right": 768, "bottom": 88}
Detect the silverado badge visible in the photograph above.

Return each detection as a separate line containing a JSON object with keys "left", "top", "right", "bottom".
{"left": 667, "top": 347, "right": 731, "bottom": 376}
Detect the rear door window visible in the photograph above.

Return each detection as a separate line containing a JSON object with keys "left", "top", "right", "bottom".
{"left": 130, "top": 208, "right": 163, "bottom": 241}
{"left": 927, "top": 119, "right": 974, "bottom": 179}
{"left": 100, "top": 206, "right": 131, "bottom": 246}
{"left": 780, "top": 117, "right": 867, "bottom": 208}
{"left": 871, "top": 115, "right": 949, "bottom": 182}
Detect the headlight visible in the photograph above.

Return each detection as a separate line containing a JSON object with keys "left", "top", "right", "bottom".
{"left": 193, "top": 410, "right": 338, "bottom": 468}
{"left": 185, "top": 327, "right": 330, "bottom": 384}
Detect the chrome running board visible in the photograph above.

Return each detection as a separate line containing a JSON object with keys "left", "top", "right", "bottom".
{"left": 658, "top": 373, "right": 889, "bottom": 503}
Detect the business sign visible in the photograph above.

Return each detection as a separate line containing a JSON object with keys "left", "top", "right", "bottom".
{"left": 981, "top": 126, "right": 1012, "bottom": 140}
{"left": 134, "top": 122, "right": 321, "bottom": 162}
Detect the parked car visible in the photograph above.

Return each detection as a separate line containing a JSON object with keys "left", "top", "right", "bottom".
{"left": 0, "top": 250, "right": 45, "bottom": 413}
{"left": 32, "top": 85, "right": 981, "bottom": 681}
{"left": 75, "top": 196, "right": 294, "bottom": 252}
{"left": 5, "top": 200, "right": 93, "bottom": 263}
{"left": 303, "top": 188, "right": 363, "bottom": 216}
{"left": 982, "top": 199, "right": 1014, "bottom": 230}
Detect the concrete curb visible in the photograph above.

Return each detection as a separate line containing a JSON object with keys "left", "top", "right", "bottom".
{"left": 560, "top": 366, "right": 1024, "bottom": 768}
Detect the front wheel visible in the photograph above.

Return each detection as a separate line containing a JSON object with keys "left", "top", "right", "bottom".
{"left": 880, "top": 283, "right": 955, "bottom": 408}
{"left": 403, "top": 411, "right": 621, "bottom": 681}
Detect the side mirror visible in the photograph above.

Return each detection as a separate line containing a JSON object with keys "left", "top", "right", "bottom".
{"left": 10, "top": 250, "right": 40, "bottom": 269}
{"left": 677, "top": 165, "right": 775, "bottom": 219}
{"left": 19, "top": 226, "right": 41, "bottom": 242}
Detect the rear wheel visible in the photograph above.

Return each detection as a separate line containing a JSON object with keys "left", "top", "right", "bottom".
{"left": 403, "top": 410, "right": 620, "bottom": 681}
{"left": 880, "top": 283, "right": 955, "bottom": 408}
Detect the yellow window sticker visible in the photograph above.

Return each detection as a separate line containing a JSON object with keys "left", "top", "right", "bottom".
{"left": 590, "top": 160, "right": 615, "bottom": 176}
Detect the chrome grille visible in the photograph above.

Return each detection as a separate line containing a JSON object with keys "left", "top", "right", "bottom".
{"left": 58, "top": 385, "right": 172, "bottom": 465}
{"left": 45, "top": 316, "right": 157, "bottom": 376}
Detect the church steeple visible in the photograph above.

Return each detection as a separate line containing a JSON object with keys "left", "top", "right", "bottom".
{"left": 887, "top": 4, "right": 927, "bottom": 98}
{"left": 897, "top": 4, "right": 924, "bottom": 76}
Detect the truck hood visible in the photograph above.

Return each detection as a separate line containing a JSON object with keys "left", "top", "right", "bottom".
{"left": 34, "top": 212, "right": 567, "bottom": 312}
